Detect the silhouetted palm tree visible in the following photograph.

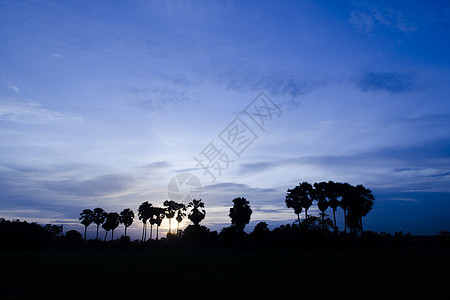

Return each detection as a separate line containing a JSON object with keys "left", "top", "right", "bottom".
{"left": 119, "top": 208, "right": 134, "bottom": 238}
{"left": 149, "top": 207, "right": 157, "bottom": 241}
{"left": 346, "top": 184, "right": 375, "bottom": 233}
{"left": 285, "top": 187, "right": 303, "bottom": 224}
{"left": 188, "top": 199, "right": 206, "bottom": 226}
{"left": 93, "top": 207, "right": 107, "bottom": 240}
{"left": 339, "top": 182, "right": 353, "bottom": 233}
{"left": 175, "top": 205, "right": 186, "bottom": 235}
{"left": 291, "top": 182, "right": 314, "bottom": 222}
{"left": 153, "top": 207, "right": 165, "bottom": 240}
{"left": 229, "top": 197, "right": 252, "bottom": 233}
{"left": 102, "top": 214, "right": 112, "bottom": 241}
{"left": 138, "top": 201, "right": 152, "bottom": 242}
{"left": 163, "top": 200, "right": 178, "bottom": 234}
{"left": 102, "top": 212, "right": 120, "bottom": 241}
{"left": 79, "top": 209, "right": 94, "bottom": 241}
{"left": 109, "top": 212, "right": 120, "bottom": 240}
{"left": 326, "top": 181, "right": 341, "bottom": 231}
{"left": 314, "top": 182, "right": 329, "bottom": 231}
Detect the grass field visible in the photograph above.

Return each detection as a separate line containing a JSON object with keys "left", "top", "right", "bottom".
{"left": 1, "top": 244, "right": 449, "bottom": 299}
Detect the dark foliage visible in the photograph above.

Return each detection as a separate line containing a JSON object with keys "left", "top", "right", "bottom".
{"left": 0, "top": 219, "right": 53, "bottom": 249}
{"left": 229, "top": 197, "right": 252, "bottom": 232}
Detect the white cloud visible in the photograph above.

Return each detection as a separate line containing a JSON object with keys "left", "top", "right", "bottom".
{"left": 7, "top": 81, "right": 20, "bottom": 93}
{"left": 0, "top": 100, "right": 82, "bottom": 125}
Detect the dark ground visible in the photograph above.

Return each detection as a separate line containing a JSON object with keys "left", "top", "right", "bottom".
{"left": 1, "top": 243, "right": 449, "bottom": 299}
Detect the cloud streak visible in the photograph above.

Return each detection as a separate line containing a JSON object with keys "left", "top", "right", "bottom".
{"left": 0, "top": 100, "right": 81, "bottom": 125}
{"left": 350, "top": 5, "right": 417, "bottom": 33}
{"left": 356, "top": 71, "right": 420, "bottom": 93}
{"left": 42, "top": 174, "right": 135, "bottom": 197}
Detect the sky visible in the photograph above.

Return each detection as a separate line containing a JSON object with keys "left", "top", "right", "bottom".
{"left": 1, "top": 0, "right": 450, "bottom": 238}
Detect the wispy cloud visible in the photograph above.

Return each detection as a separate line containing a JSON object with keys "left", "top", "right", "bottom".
{"left": 216, "top": 68, "right": 324, "bottom": 102}
{"left": 123, "top": 86, "right": 198, "bottom": 112}
{"left": 139, "top": 161, "right": 170, "bottom": 170}
{"left": 350, "top": 5, "right": 417, "bottom": 33}
{"left": 356, "top": 71, "right": 421, "bottom": 93}
{"left": 6, "top": 81, "right": 20, "bottom": 93}
{"left": 42, "top": 174, "right": 135, "bottom": 197}
{"left": 0, "top": 100, "right": 82, "bottom": 125}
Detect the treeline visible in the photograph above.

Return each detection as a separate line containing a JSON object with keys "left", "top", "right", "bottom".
{"left": 285, "top": 181, "right": 375, "bottom": 233}
{"left": 5, "top": 180, "right": 449, "bottom": 249}
{"left": 0, "top": 218, "right": 71, "bottom": 249}
{"left": 2, "top": 181, "right": 377, "bottom": 248}
{"left": 78, "top": 181, "right": 376, "bottom": 243}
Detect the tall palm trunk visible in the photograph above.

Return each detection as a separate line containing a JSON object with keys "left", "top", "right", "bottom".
{"left": 144, "top": 223, "right": 147, "bottom": 242}
{"left": 111, "top": 229, "right": 114, "bottom": 241}
{"left": 156, "top": 225, "right": 159, "bottom": 240}
{"left": 150, "top": 224, "right": 153, "bottom": 241}
{"left": 104, "top": 231, "right": 108, "bottom": 242}
{"left": 84, "top": 226, "right": 87, "bottom": 241}
{"left": 177, "top": 222, "right": 180, "bottom": 235}
{"left": 321, "top": 213, "right": 325, "bottom": 231}
{"left": 124, "top": 226, "right": 127, "bottom": 238}
{"left": 141, "top": 223, "right": 145, "bottom": 242}
{"left": 297, "top": 213, "right": 300, "bottom": 225}
{"left": 343, "top": 208, "right": 347, "bottom": 233}
{"left": 96, "top": 224, "right": 100, "bottom": 240}
{"left": 332, "top": 209, "right": 337, "bottom": 230}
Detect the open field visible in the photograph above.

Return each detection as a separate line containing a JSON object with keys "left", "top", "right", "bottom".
{"left": 1, "top": 244, "right": 449, "bottom": 299}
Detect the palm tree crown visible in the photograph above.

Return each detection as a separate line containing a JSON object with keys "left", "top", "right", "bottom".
{"left": 229, "top": 197, "right": 252, "bottom": 232}
{"left": 188, "top": 199, "right": 206, "bottom": 226}
{"left": 119, "top": 208, "right": 134, "bottom": 238}
{"left": 93, "top": 207, "right": 107, "bottom": 240}
{"left": 79, "top": 209, "right": 94, "bottom": 241}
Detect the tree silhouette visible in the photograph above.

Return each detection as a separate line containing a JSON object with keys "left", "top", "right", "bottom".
{"left": 175, "top": 205, "right": 186, "bottom": 235}
{"left": 250, "top": 221, "right": 270, "bottom": 245}
{"left": 298, "top": 182, "right": 314, "bottom": 222}
{"left": 326, "top": 181, "right": 341, "bottom": 231}
{"left": 119, "top": 208, "right": 134, "bottom": 238}
{"left": 79, "top": 209, "right": 94, "bottom": 241}
{"left": 229, "top": 197, "right": 252, "bottom": 233}
{"left": 102, "top": 212, "right": 120, "bottom": 241}
{"left": 339, "top": 182, "right": 353, "bottom": 233}
{"left": 188, "top": 199, "right": 206, "bottom": 226}
{"left": 314, "top": 182, "right": 329, "bottom": 231}
{"left": 66, "top": 229, "right": 82, "bottom": 241}
{"left": 286, "top": 187, "right": 303, "bottom": 224}
{"left": 153, "top": 207, "right": 166, "bottom": 240}
{"left": 163, "top": 200, "right": 179, "bottom": 234}
{"left": 109, "top": 212, "right": 120, "bottom": 240}
{"left": 102, "top": 215, "right": 112, "bottom": 241}
{"left": 138, "top": 201, "right": 152, "bottom": 242}
{"left": 93, "top": 207, "right": 107, "bottom": 240}
{"left": 148, "top": 207, "right": 157, "bottom": 241}
{"left": 44, "top": 224, "right": 63, "bottom": 237}
{"left": 345, "top": 184, "right": 375, "bottom": 233}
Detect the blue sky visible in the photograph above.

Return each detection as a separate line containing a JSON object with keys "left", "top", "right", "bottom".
{"left": 1, "top": 0, "right": 450, "bottom": 238}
